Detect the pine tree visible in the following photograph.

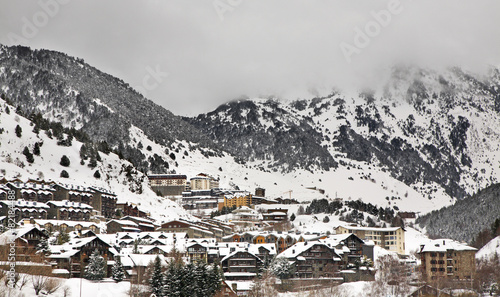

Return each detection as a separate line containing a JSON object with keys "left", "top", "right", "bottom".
{"left": 149, "top": 255, "right": 164, "bottom": 296}
{"left": 270, "top": 257, "right": 294, "bottom": 280}
{"left": 56, "top": 230, "right": 70, "bottom": 245}
{"left": 112, "top": 256, "right": 125, "bottom": 283}
{"left": 36, "top": 237, "right": 50, "bottom": 255}
{"left": 207, "top": 263, "right": 222, "bottom": 296}
{"left": 60, "top": 155, "right": 70, "bottom": 167}
{"left": 23, "top": 146, "right": 34, "bottom": 163}
{"left": 94, "top": 170, "right": 101, "bottom": 179}
{"left": 84, "top": 249, "right": 106, "bottom": 280}
{"left": 163, "top": 262, "right": 182, "bottom": 297}
{"left": 33, "top": 142, "right": 41, "bottom": 156}
{"left": 15, "top": 124, "right": 22, "bottom": 137}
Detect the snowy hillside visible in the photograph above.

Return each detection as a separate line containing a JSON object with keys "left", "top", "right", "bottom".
{"left": 0, "top": 99, "right": 189, "bottom": 222}
{"left": 476, "top": 236, "right": 500, "bottom": 261}
{"left": 1, "top": 45, "right": 500, "bottom": 217}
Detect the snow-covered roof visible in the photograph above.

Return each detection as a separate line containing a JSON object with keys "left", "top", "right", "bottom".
{"left": 107, "top": 220, "right": 138, "bottom": 226}
{"left": 336, "top": 224, "right": 403, "bottom": 232}
{"left": 221, "top": 249, "right": 261, "bottom": 263}
{"left": 47, "top": 200, "right": 93, "bottom": 209}
{"left": 121, "top": 254, "right": 167, "bottom": 267}
{"left": 419, "top": 239, "right": 477, "bottom": 253}
{"left": 0, "top": 225, "right": 45, "bottom": 244}
{"left": 32, "top": 219, "right": 98, "bottom": 228}
{"left": 0, "top": 200, "right": 49, "bottom": 209}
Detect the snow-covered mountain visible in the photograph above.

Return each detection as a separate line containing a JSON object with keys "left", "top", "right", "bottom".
{"left": 0, "top": 98, "right": 189, "bottom": 222}
{"left": 1, "top": 44, "right": 500, "bottom": 217}
{"left": 188, "top": 66, "right": 500, "bottom": 204}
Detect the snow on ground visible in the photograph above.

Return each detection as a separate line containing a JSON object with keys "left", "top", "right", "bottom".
{"left": 476, "top": 235, "right": 500, "bottom": 261}
{"left": 0, "top": 99, "right": 190, "bottom": 223}
{"left": 1, "top": 277, "right": 131, "bottom": 297}
{"left": 278, "top": 281, "right": 372, "bottom": 297}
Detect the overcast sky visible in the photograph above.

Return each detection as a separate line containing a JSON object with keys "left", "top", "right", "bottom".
{"left": 1, "top": 0, "right": 499, "bottom": 116}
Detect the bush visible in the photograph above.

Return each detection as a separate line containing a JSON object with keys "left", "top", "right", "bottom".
{"left": 15, "top": 125, "right": 22, "bottom": 137}
{"left": 60, "top": 170, "right": 69, "bottom": 178}
{"left": 60, "top": 155, "right": 70, "bottom": 167}
{"left": 23, "top": 146, "right": 34, "bottom": 163}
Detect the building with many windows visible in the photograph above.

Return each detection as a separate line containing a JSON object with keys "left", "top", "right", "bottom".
{"left": 148, "top": 174, "right": 188, "bottom": 196}
{"left": 335, "top": 225, "right": 405, "bottom": 255}
{"left": 418, "top": 239, "right": 477, "bottom": 283}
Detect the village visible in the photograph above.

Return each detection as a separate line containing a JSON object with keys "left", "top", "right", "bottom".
{"left": 0, "top": 174, "right": 493, "bottom": 296}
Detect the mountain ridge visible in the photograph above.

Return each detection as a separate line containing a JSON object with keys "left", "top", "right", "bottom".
{"left": 1, "top": 44, "right": 500, "bottom": 217}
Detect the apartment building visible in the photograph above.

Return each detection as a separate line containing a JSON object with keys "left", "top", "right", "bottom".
{"left": 418, "top": 239, "right": 477, "bottom": 283}
{"left": 148, "top": 174, "right": 188, "bottom": 196}
{"left": 335, "top": 225, "right": 405, "bottom": 255}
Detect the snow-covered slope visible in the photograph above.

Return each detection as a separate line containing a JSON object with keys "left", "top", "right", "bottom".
{"left": 0, "top": 99, "right": 189, "bottom": 222}
{"left": 476, "top": 236, "right": 500, "bottom": 261}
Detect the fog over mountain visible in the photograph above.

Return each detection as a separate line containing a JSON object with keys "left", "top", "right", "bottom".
{"left": 1, "top": 1, "right": 499, "bottom": 115}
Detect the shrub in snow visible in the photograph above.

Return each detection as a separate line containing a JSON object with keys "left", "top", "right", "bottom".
{"left": 60, "top": 170, "right": 69, "bottom": 178}
{"left": 15, "top": 124, "right": 22, "bottom": 137}
{"left": 60, "top": 155, "right": 70, "bottom": 167}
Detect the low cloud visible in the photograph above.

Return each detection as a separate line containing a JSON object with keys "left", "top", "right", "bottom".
{"left": 1, "top": 0, "right": 499, "bottom": 115}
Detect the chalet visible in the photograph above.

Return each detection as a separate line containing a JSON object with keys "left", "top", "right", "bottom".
{"left": 120, "top": 216, "right": 157, "bottom": 232}
{"left": 157, "top": 219, "right": 214, "bottom": 238}
{"left": 106, "top": 219, "right": 141, "bottom": 233}
{"left": 418, "top": 239, "right": 477, "bottom": 283}
{"left": 262, "top": 208, "right": 288, "bottom": 224}
{"left": 29, "top": 219, "right": 100, "bottom": 234}
{"left": 320, "top": 233, "right": 370, "bottom": 266}
{"left": 186, "top": 241, "right": 208, "bottom": 262}
{"left": 0, "top": 226, "right": 49, "bottom": 262}
{"left": 276, "top": 241, "right": 342, "bottom": 278}
{"left": 116, "top": 202, "right": 148, "bottom": 218}
{"left": 0, "top": 199, "right": 49, "bottom": 221}
{"left": 46, "top": 200, "right": 93, "bottom": 221}
{"left": 335, "top": 225, "right": 406, "bottom": 255}
{"left": 221, "top": 250, "right": 263, "bottom": 281}
{"left": 49, "top": 236, "right": 115, "bottom": 278}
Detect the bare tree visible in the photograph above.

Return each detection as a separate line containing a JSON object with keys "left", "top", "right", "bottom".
{"left": 44, "top": 278, "right": 62, "bottom": 294}
{"left": 32, "top": 274, "right": 49, "bottom": 295}
{"left": 248, "top": 271, "right": 278, "bottom": 297}
{"left": 366, "top": 255, "right": 411, "bottom": 297}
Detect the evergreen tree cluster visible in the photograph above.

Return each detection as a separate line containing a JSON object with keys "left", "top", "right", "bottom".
{"left": 304, "top": 198, "right": 398, "bottom": 226}
{"left": 210, "top": 205, "right": 237, "bottom": 218}
{"left": 148, "top": 256, "right": 222, "bottom": 297}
